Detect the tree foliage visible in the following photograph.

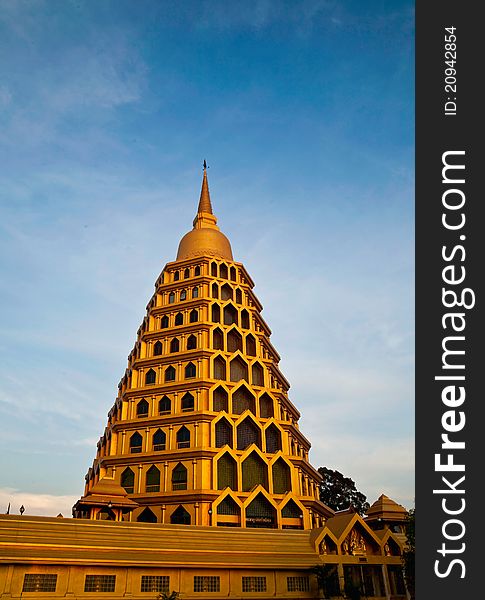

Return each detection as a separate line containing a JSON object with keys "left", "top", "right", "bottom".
{"left": 157, "top": 592, "right": 180, "bottom": 600}
{"left": 317, "top": 467, "right": 370, "bottom": 516}
{"left": 310, "top": 564, "right": 341, "bottom": 598}
{"left": 402, "top": 508, "right": 415, "bottom": 600}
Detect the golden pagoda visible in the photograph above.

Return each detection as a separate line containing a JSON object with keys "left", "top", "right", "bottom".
{"left": 73, "top": 164, "right": 331, "bottom": 530}
{"left": 0, "top": 166, "right": 409, "bottom": 599}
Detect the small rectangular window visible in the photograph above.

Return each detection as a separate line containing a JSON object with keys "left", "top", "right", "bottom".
{"left": 84, "top": 575, "right": 116, "bottom": 593}
{"left": 194, "top": 576, "right": 220, "bottom": 592}
{"left": 242, "top": 576, "right": 267, "bottom": 592}
{"left": 287, "top": 576, "right": 310, "bottom": 592}
{"left": 140, "top": 575, "right": 170, "bottom": 593}
{"left": 22, "top": 574, "right": 57, "bottom": 592}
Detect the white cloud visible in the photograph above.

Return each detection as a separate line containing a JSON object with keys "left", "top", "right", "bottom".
{"left": 41, "top": 41, "right": 147, "bottom": 111}
{"left": 0, "top": 487, "right": 78, "bottom": 518}
{"left": 308, "top": 432, "right": 415, "bottom": 510}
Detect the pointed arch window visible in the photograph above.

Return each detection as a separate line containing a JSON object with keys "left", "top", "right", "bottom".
{"left": 252, "top": 363, "right": 264, "bottom": 386}
{"left": 189, "top": 309, "right": 198, "bottom": 323}
{"left": 194, "top": 265, "right": 201, "bottom": 276}
{"left": 174, "top": 271, "right": 180, "bottom": 281}
{"left": 217, "top": 453, "right": 237, "bottom": 490}
{"left": 159, "top": 395, "right": 171, "bottom": 414}
{"left": 220, "top": 263, "right": 228, "bottom": 279}
{"left": 175, "top": 312, "right": 184, "bottom": 326}
{"left": 212, "top": 283, "right": 219, "bottom": 298}
{"left": 184, "top": 268, "right": 190, "bottom": 279}
{"left": 230, "top": 266, "right": 237, "bottom": 281}
{"left": 192, "top": 287, "right": 199, "bottom": 298}
{"left": 153, "top": 429, "right": 166, "bottom": 451}
{"left": 176, "top": 426, "right": 190, "bottom": 449}
{"left": 272, "top": 459, "right": 291, "bottom": 494}
{"left": 161, "top": 315, "right": 169, "bottom": 329}
{"left": 235, "top": 289, "right": 242, "bottom": 304}
{"left": 145, "top": 369, "right": 156, "bottom": 386}
{"left": 213, "top": 356, "right": 226, "bottom": 380}
{"left": 137, "top": 507, "right": 157, "bottom": 523}
{"left": 265, "top": 425, "right": 281, "bottom": 453}
{"left": 241, "top": 309, "right": 250, "bottom": 329}
{"left": 213, "top": 386, "right": 228, "bottom": 412}
{"left": 259, "top": 393, "right": 274, "bottom": 418}
{"left": 146, "top": 466, "right": 160, "bottom": 492}
{"left": 246, "top": 334, "right": 256, "bottom": 356}
{"left": 181, "top": 392, "right": 194, "bottom": 411}
{"left": 185, "top": 362, "right": 196, "bottom": 378}
{"left": 171, "top": 505, "right": 190, "bottom": 524}
{"left": 213, "top": 328, "right": 224, "bottom": 350}
{"left": 242, "top": 454, "right": 268, "bottom": 492}
{"left": 169, "top": 292, "right": 175, "bottom": 304}
{"left": 230, "top": 356, "right": 248, "bottom": 382}
{"left": 130, "top": 432, "right": 143, "bottom": 454}
{"left": 215, "top": 418, "right": 233, "bottom": 447}
{"left": 221, "top": 283, "right": 233, "bottom": 300}
{"left": 187, "top": 334, "right": 197, "bottom": 350}
{"left": 224, "top": 304, "right": 238, "bottom": 326}
{"left": 232, "top": 386, "right": 255, "bottom": 415}
{"left": 217, "top": 496, "right": 239, "bottom": 515}
{"left": 137, "top": 399, "right": 149, "bottom": 418}
{"left": 246, "top": 494, "right": 275, "bottom": 528}
{"left": 282, "top": 499, "right": 301, "bottom": 518}
{"left": 237, "top": 418, "right": 261, "bottom": 450}
{"left": 180, "top": 289, "right": 187, "bottom": 301}
{"left": 121, "top": 467, "right": 135, "bottom": 494}
{"left": 165, "top": 366, "right": 176, "bottom": 382}
{"left": 170, "top": 338, "right": 180, "bottom": 353}
{"left": 153, "top": 340, "right": 163, "bottom": 356}
{"left": 212, "top": 304, "right": 221, "bottom": 323}
{"left": 227, "top": 329, "right": 242, "bottom": 353}
{"left": 172, "top": 464, "right": 188, "bottom": 490}
{"left": 211, "top": 262, "right": 218, "bottom": 277}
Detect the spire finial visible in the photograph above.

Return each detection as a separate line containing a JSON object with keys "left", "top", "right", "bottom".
{"left": 197, "top": 160, "right": 213, "bottom": 215}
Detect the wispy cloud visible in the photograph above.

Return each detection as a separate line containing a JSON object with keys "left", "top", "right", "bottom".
{"left": 0, "top": 85, "right": 12, "bottom": 107}
{"left": 0, "top": 0, "right": 414, "bottom": 511}
{"left": 0, "top": 487, "right": 77, "bottom": 518}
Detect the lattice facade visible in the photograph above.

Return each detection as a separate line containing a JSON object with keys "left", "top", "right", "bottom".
{"left": 75, "top": 167, "right": 330, "bottom": 529}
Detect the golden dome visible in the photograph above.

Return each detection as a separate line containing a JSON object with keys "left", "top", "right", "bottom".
{"left": 176, "top": 166, "right": 233, "bottom": 261}
{"left": 177, "top": 227, "right": 233, "bottom": 261}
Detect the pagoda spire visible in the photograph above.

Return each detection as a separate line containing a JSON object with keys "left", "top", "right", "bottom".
{"left": 197, "top": 160, "right": 213, "bottom": 215}
{"left": 192, "top": 161, "right": 218, "bottom": 230}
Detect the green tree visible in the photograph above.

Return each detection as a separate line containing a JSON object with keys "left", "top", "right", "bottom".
{"left": 344, "top": 580, "right": 362, "bottom": 600}
{"left": 157, "top": 592, "right": 180, "bottom": 600}
{"left": 402, "top": 508, "right": 415, "bottom": 600}
{"left": 317, "top": 467, "right": 370, "bottom": 516}
{"left": 310, "top": 564, "right": 341, "bottom": 598}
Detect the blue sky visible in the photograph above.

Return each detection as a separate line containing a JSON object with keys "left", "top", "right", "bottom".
{"left": 0, "top": 0, "right": 414, "bottom": 516}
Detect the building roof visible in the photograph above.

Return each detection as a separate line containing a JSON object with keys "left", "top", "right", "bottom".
{"left": 324, "top": 511, "right": 356, "bottom": 539}
{"left": 73, "top": 476, "right": 139, "bottom": 510}
{"left": 366, "top": 494, "right": 407, "bottom": 522}
{"left": 0, "top": 515, "right": 320, "bottom": 569}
